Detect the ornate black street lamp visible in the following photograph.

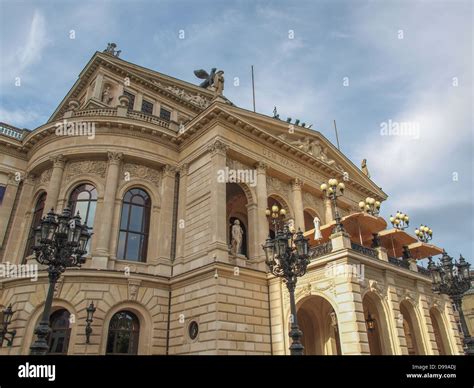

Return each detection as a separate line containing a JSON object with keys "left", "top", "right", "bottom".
{"left": 320, "top": 178, "right": 345, "bottom": 233}
{"left": 85, "top": 301, "right": 96, "bottom": 344}
{"left": 0, "top": 304, "right": 17, "bottom": 347}
{"left": 262, "top": 204, "right": 310, "bottom": 355}
{"left": 390, "top": 211, "right": 409, "bottom": 230}
{"left": 358, "top": 197, "right": 381, "bottom": 216}
{"left": 428, "top": 251, "right": 473, "bottom": 355}
{"left": 29, "top": 207, "right": 91, "bottom": 355}
{"left": 415, "top": 225, "right": 433, "bottom": 243}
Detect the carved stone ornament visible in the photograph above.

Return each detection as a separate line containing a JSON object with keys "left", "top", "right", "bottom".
{"left": 208, "top": 139, "right": 228, "bottom": 156}
{"left": 266, "top": 176, "right": 290, "bottom": 199}
{"left": 152, "top": 80, "right": 211, "bottom": 109}
{"left": 39, "top": 169, "right": 52, "bottom": 184}
{"left": 368, "top": 279, "right": 387, "bottom": 299}
{"left": 128, "top": 279, "right": 142, "bottom": 301}
{"left": 122, "top": 163, "right": 162, "bottom": 187}
{"left": 64, "top": 160, "right": 107, "bottom": 182}
{"left": 107, "top": 152, "right": 124, "bottom": 164}
{"left": 302, "top": 191, "right": 324, "bottom": 216}
{"left": 53, "top": 277, "right": 64, "bottom": 298}
{"left": 295, "top": 283, "right": 312, "bottom": 300}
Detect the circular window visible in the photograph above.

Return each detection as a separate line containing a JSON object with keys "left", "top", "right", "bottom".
{"left": 188, "top": 321, "right": 199, "bottom": 340}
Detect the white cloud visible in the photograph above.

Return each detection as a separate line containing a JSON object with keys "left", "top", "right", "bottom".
{"left": 17, "top": 10, "right": 49, "bottom": 72}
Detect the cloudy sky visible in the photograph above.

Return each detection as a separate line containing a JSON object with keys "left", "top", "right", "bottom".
{"left": 0, "top": 0, "right": 472, "bottom": 265}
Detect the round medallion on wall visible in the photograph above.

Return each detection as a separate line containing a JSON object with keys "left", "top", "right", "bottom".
{"left": 188, "top": 320, "right": 199, "bottom": 340}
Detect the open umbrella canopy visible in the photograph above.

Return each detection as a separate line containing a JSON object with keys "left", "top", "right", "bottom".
{"left": 377, "top": 229, "right": 418, "bottom": 258}
{"left": 407, "top": 241, "right": 444, "bottom": 260}
{"left": 303, "top": 212, "right": 387, "bottom": 247}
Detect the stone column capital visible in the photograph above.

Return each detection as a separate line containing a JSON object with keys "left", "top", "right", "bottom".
{"left": 162, "top": 164, "right": 177, "bottom": 178}
{"left": 178, "top": 163, "right": 189, "bottom": 176}
{"left": 255, "top": 162, "right": 268, "bottom": 172}
{"left": 107, "top": 152, "right": 123, "bottom": 165}
{"left": 291, "top": 178, "right": 304, "bottom": 191}
{"left": 50, "top": 154, "right": 66, "bottom": 168}
{"left": 7, "top": 172, "right": 20, "bottom": 186}
{"left": 208, "top": 139, "right": 228, "bottom": 156}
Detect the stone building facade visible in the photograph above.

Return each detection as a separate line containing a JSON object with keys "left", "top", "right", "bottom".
{"left": 0, "top": 49, "right": 464, "bottom": 355}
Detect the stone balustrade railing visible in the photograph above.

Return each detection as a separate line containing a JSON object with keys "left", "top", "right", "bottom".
{"left": 0, "top": 124, "right": 24, "bottom": 140}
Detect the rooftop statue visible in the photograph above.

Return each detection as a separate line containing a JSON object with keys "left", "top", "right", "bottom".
{"left": 103, "top": 43, "right": 121, "bottom": 57}
{"left": 194, "top": 68, "right": 225, "bottom": 95}
{"left": 361, "top": 159, "right": 371, "bottom": 178}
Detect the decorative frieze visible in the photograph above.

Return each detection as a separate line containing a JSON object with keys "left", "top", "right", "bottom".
{"left": 122, "top": 163, "right": 162, "bottom": 187}
{"left": 266, "top": 176, "right": 290, "bottom": 198}
{"left": 39, "top": 169, "right": 52, "bottom": 185}
{"left": 64, "top": 160, "right": 107, "bottom": 182}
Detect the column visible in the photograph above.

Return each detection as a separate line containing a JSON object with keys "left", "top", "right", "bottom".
{"left": 93, "top": 152, "right": 122, "bottom": 268}
{"left": 246, "top": 202, "right": 258, "bottom": 260}
{"left": 0, "top": 173, "right": 20, "bottom": 249}
{"left": 43, "top": 155, "right": 65, "bottom": 213}
{"left": 175, "top": 163, "right": 188, "bottom": 262}
{"left": 208, "top": 139, "right": 228, "bottom": 260}
{"left": 255, "top": 162, "right": 268, "bottom": 261}
{"left": 156, "top": 165, "right": 176, "bottom": 264}
{"left": 3, "top": 173, "right": 37, "bottom": 265}
{"left": 91, "top": 73, "right": 104, "bottom": 100}
{"left": 291, "top": 178, "right": 304, "bottom": 231}
{"left": 324, "top": 197, "right": 333, "bottom": 223}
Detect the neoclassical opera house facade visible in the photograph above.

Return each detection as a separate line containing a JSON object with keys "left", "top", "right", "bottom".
{"left": 0, "top": 47, "right": 465, "bottom": 355}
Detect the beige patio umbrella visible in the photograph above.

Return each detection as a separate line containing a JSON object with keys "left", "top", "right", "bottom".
{"left": 304, "top": 212, "right": 387, "bottom": 247}
{"left": 377, "top": 229, "right": 418, "bottom": 258}
{"left": 407, "top": 241, "right": 444, "bottom": 260}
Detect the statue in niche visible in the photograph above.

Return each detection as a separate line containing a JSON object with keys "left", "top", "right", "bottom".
{"left": 361, "top": 159, "right": 371, "bottom": 178}
{"left": 101, "top": 85, "right": 113, "bottom": 105}
{"left": 230, "top": 219, "right": 243, "bottom": 256}
{"left": 313, "top": 216, "right": 323, "bottom": 241}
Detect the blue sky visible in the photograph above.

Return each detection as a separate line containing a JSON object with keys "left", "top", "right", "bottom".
{"left": 0, "top": 0, "right": 472, "bottom": 265}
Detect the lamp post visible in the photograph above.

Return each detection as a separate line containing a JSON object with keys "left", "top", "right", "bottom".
{"left": 85, "top": 301, "right": 96, "bottom": 344}
{"left": 358, "top": 197, "right": 381, "bottom": 216}
{"left": 415, "top": 225, "right": 433, "bottom": 242}
{"left": 428, "top": 251, "right": 473, "bottom": 355}
{"left": 0, "top": 304, "right": 17, "bottom": 347}
{"left": 262, "top": 204, "right": 310, "bottom": 355}
{"left": 320, "top": 178, "right": 345, "bottom": 234}
{"left": 390, "top": 211, "right": 409, "bottom": 230}
{"left": 29, "top": 207, "right": 91, "bottom": 355}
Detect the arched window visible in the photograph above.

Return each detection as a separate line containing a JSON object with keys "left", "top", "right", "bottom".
{"left": 48, "top": 309, "right": 71, "bottom": 354}
{"left": 117, "top": 188, "right": 150, "bottom": 262}
{"left": 24, "top": 192, "right": 47, "bottom": 261}
{"left": 106, "top": 311, "right": 140, "bottom": 355}
{"left": 68, "top": 184, "right": 97, "bottom": 253}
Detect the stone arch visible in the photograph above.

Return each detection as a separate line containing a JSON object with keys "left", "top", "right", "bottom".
{"left": 362, "top": 291, "right": 394, "bottom": 354}
{"left": 116, "top": 179, "right": 160, "bottom": 208}
{"left": 22, "top": 298, "right": 79, "bottom": 355}
{"left": 429, "top": 306, "right": 452, "bottom": 355}
{"left": 99, "top": 301, "right": 153, "bottom": 355}
{"left": 267, "top": 193, "right": 293, "bottom": 218}
{"left": 303, "top": 207, "right": 323, "bottom": 232}
{"left": 290, "top": 293, "right": 341, "bottom": 355}
{"left": 400, "top": 299, "right": 426, "bottom": 355}
{"left": 58, "top": 174, "right": 105, "bottom": 209}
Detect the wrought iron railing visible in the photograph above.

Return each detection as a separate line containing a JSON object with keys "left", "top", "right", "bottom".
{"left": 310, "top": 241, "right": 333, "bottom": 260}
{"left": 388, "top": 256, "right": 410, "bottom": 269}
{"left": 350, "top": 242, "right": 378, "bottom": 259}
{"left": 416, "top": 265, "right": 431, "bottom": 277}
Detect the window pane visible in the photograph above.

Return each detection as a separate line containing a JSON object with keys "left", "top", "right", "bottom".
{"left": 126, "top": 233, "right": 140, "bottom": 261}
{"left": 120, "top": 204, "right": 129, "bottom": 230}
{"left": 77, "top": 191, "right": 90, "bottom": 200}
{"left": 0, "top": 186, "right": 5, "bottom": 205}
{"left": 129, "top": 205, "right": 144, "bottom": 232}
{"left": 117, "top": 231, "right": 127, "bottom": 259}
{"left": 131, "top": 194, "right": 145, "bottom": 205}
{"left": 87, "top": 201, "right": 96, "bottom": 228}
{"left": 160, "top": 108, "right": 171, "bottom": 121}
{"left": 141, "top": 100, "right": 153, "bottom": 115}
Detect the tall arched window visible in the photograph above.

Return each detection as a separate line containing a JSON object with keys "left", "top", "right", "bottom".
{"left": 24, "top": 192, "right": 47, "bottom": 261}
{"left": 106, "top": 311, "right": 140, "bottom": 354}
{"left": 117, "top": 188, "right": 150, "bottom": 262}
{"left": 48, "top": 309, "right": 71, "bottom": 354}
{"left": 68, "top": 184, "right": 97, "bottom": 253}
